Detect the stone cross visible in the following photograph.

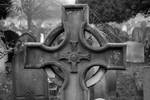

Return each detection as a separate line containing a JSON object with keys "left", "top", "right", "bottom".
{"left": 58, "top": 41, "right": 90, "bottom": 73}
{"left": 24, "top": 4, "right": 126, "bottom": 100}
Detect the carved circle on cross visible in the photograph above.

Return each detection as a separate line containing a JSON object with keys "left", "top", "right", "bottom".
{"left": 70, "top": 53, "right": 78, "bottom": 62}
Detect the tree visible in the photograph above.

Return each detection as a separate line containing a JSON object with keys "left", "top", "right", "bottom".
{"left": 0, "top": 0, "right": 12, "bottom": 19}
{"left": 11, "top": 0, "right": 61, "bottom": 31}
{"left": 140, "top": 0, "right": 150, "bottom": 14}
{"left": 78, "top": 0, "right": 148, "bottom": 23}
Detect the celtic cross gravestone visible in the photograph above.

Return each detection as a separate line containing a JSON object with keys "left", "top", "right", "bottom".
{"left": 13, "top": 4, "right": 126, "bottom": 100}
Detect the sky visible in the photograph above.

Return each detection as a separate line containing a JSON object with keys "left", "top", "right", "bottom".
{"left": 4, "top": 0, "right": 77, "bottom": 29}
{"left": 65, "top": 0, "right": 76, "bottom": 4}
{"left": 59, "top": 0, "right": 76, "bottom": 4}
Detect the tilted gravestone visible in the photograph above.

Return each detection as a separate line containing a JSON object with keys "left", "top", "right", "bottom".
{"left": 13, "top": 33, "right": 48, "bottom": 100}
{"left": 13, "top": 4, "right": 126, "bottom": 100}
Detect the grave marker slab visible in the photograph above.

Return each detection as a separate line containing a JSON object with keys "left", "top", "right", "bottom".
{"left": 13, "top": 4, "right": 126, "bottom": 100}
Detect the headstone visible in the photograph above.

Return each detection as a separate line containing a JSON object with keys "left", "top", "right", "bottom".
{"left": 132, "top": 27, "right": 143, "bottom": 42}
{"left": 13, "top": 33, "right": 48, "bottom": 100}
{"left": 13, "top": 4, "right": 126, "bottom": 100}
{"left": 126, "top": 41, "right": 144, "bottom": 63}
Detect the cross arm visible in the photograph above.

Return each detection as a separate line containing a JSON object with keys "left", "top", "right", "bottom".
{"left": 79, "top": 43, "right": 126, "bottom": 89}
{"left": 24, "top": 42, "right": 58, "bottom": 69}
{"left": 78, "top": 43, "right": 126, "bottom": 78}
{"left": 106, "top": 43, "right": 126, "bottom": 70}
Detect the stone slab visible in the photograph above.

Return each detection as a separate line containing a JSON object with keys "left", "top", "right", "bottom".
{"left": 126, "top": 41, "right": 144, "bottom": 63}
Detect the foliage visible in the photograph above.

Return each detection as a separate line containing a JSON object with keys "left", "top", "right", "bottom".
{"left": 11, "top": 0, "right": 61, "bottom": 31}
{"left": 96, "top": 24, "right": 129, "bottom": 43}
{"left": 0, "top": 0, "right": 12, "bottom": 19}
{"left": 78, "top": 0, "right": 143, "bottom": 23}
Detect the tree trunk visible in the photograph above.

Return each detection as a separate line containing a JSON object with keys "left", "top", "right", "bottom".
{"left": 27, "top": 13, "right": 32, "bottom": 31}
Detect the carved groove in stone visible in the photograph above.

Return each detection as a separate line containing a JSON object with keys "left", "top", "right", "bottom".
{"left": 58, "top": 41, "right": 91, "bottom": 73}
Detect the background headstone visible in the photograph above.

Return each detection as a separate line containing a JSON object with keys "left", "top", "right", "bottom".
{"left": 126, "top": 41, "right": 144, "bottom": 63}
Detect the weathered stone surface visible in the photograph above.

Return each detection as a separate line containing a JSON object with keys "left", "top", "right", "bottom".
{"left": 116, "top": 67, "right": 143, "bottom": 100}
{"left": 21, "top": 4, "right": 126, "bottom": 100}
{"left": 143, "top": 67, "right": 150, "bottom": 100}
{"left": 126, "top": 41, "right": 144, "bottom": 63}
{"left": 0, "top": 72, "right": 12, "bottom": 100}
{"left": 0, "top": 64, "right": 145, "bottom": 100}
